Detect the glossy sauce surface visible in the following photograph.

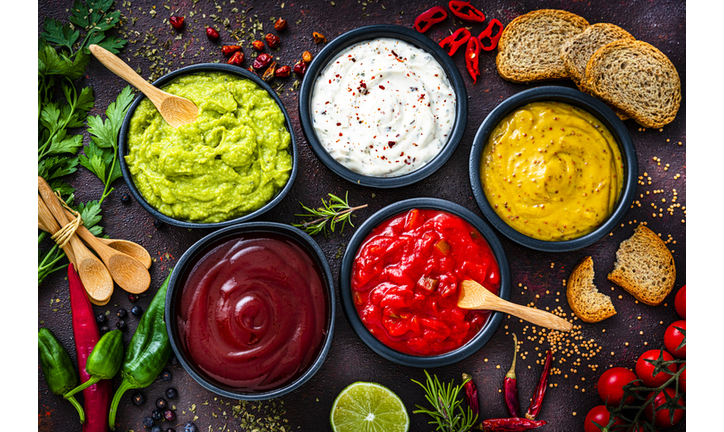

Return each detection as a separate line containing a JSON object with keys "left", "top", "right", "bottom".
{"left": 177, "top": 234, "right": 327, "bottom": 391}
{"left": 351, "top": 209, "right": 500, "bottom": 356}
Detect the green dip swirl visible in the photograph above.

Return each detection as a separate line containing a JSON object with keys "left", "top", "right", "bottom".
{"left": 125, "top": 72, "right": 292, "bottom": 223}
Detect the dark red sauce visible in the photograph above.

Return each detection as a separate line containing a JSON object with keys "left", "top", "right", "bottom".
{"left": 177, "top": 234, "right": 327, "bottom": 391}
{"left": 351, "top": 209, "right": 500, "bottom": 356}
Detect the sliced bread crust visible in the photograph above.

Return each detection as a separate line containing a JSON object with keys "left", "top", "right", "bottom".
{"left": 561, "top": 23, "right": 635, "bottom": 91}
{"left": 585, "top": 40, "right": 681, "bottom": 128}
{"left": 496, "top": 9, "right": 589, "bottom": 83}
{"left": 607, "top": 225, "right": 676, "bottom": 306}
{"left": 567, "top": 256, "right": 616, "bottom": 323}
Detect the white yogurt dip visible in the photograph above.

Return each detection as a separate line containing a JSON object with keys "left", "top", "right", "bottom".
{"left": 311, "top": 37, "right": 456, "bottom": 177}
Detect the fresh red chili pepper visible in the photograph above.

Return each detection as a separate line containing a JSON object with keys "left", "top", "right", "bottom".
{"left": 480, "top": 418, "right": 547, "bottom": 431}
{"left": 504, "top": 334, "right": 520, "bottom": 417}
{"left": 525, "top": 349, "right": 552, "bottom": 420}
{"left": 413, "top": 6, "right": 448, "bottom": 33}
{"left": 465, "top": 36, "right": 481, "bottom": 83}
{"left": 68, "top": 264, "right": 111, "bottom": 432}
{"left": 479, "top": 18, "right": 505, "bottom": 51}
{"left": 221, "top": 45, "right": 242, "bottom": 56}
{"left": 439, "top": 28, "right": 471, "bottom": 56}
{"left": 462, "top": 373, "right": 479, "bottom": 418}
{"left": 449, "top": 1, "right": 486, "bottom": 23}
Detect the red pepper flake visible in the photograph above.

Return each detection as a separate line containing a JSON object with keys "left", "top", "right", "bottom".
{"left": 336, "top": 122, "right": 341, "bottom": 126}
{"left": 388, "top": 141, "right": 396, "bottom": 148}
{"left": 379, "top": 85, "right": 386, "bottom": 90}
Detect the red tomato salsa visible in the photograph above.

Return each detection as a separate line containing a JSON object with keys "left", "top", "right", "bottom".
{"left": 177, "top": 234, "right": 327, "bottom": 391}
{"left": 351, "top": 209, "right": 500, "bottom": 356}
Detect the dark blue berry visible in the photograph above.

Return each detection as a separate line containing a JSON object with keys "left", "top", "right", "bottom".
{"left": 132, "top": 305, "right": 143, "bottom": 316}
{"left": 121, "top": 193, "right": 131, "bottom": 204}
{"left": 117, "top": 308, "right": 127, "bottom": 318}
{"left": 161, "top": 370, "right": 172, "bottom": 381}
{"left": 99, "top": 325, "right": 109, "bottom": 334}
{"left": 166, "top": 428, "right": 176, "bottom": 432}
{"left": 156, "top": 398, "right": 167, "bottom": 410}
{"left": 153, "top": 219, "right": 164, "bottom": 229}
{"left": 116, "top": 320, "right": 127, "bottom": 330}
{"left": 132, "top": 392, "right": 146, "bottom": 406}
{"left": 182, "top": 422, "right": 198, "bottom": 432}
{"left": 165, "top": 387, "right": 178, "bottom": 399}
{"left": 151, "top": 409, "right": 163, "bottom": 421}
{"left": 96, "top": 313, "right": 107, "bottom": 324}
{"left": 142, "top": 417, "right": 154, "bottom": 428}
{"left": 151, "top": 426, "right": 162, "bottom": 432}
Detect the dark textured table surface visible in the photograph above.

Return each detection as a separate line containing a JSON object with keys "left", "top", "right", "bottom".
{"left": 38, "top": 1, "right": 686, "bottom": 431}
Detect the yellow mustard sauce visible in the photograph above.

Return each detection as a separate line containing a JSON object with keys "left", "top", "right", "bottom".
{"left": 481, "top": 101, "right": 624, "bottom": 241}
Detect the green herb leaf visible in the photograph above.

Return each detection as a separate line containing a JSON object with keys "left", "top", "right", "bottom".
{"left": 41, "top": 18, "right": 80, "bottom": 52}
{"left": 38, "top": 156, "right": 80, "bottom": 181}
{"left": 75, "top": 199, "right": 104, "bottom": 236}
{"left": 292, "top": 192, "right": 367, "bottom": 236}
{"left": 78, "top": 140, "right": 110, "bottom": 181}
{"left": 86, "top": 86, "right": 134, "bottom": 149}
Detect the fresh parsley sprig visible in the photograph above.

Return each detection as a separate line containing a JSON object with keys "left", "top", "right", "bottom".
{"left": 412, "top": 371, "right": 478, "bottom": 432}
{"left": 292, "top": 192, "right": 367, "bottom": 236}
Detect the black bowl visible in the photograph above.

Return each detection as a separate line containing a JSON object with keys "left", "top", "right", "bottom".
{"left": 298, "top": 25, "right": 467, "bottom": 188}
{"left": 469, "top": 86, "right": 638, "bottom": 252}
{"left": 165, "top": 222, "right": 335, "bottom": 400}
{"left": 339, "top": 198, "right": 510, "bottom": 367}
{"left": 119, "top": 64, "right": 297, "bottom": 229}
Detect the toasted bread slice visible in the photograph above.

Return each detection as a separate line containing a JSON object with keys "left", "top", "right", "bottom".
{"left": 567, "top": 256, "right": 616, "bottom": 323}
{"left": 585, "top": 40, "right": 681, "bottom": 128}
{"left": 561, "top": 23, "right": 635, "bottom": 91}
{"left": 496, "top": 9, "right": 589, "bottom": 83}
{"left": 607, "top": 225, "right": 676, "bottom": 306}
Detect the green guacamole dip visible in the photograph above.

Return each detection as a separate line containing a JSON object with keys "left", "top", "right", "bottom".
{"left": 125, "top": 72, "right": 292, "bottom": 223}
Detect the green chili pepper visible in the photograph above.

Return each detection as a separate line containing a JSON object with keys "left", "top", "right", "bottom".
{"left": 109, "top": 272, "right": 173, "bottom": 429}
{"left": 38, "top": 328, "right": 86, "bottom": 424}
{"left": 64, "top": 329, "right": 124, "bottom": 399}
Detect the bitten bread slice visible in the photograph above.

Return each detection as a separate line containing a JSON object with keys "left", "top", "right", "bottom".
{"left": 567, "top": 256, "right": 616, "bottom": 323}
{"left": 607, "top": 225, "right": 676, "bottom": 306}
{"left": 561, "top": 23, "right": 635, "bottom": 91}
{"left": 585, "top": 40, "right": 681, "bottom": 128}
{"left": 496, "top": 9, "right": 589, "bottom": 83}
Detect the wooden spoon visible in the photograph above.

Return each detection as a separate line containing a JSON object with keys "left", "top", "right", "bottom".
{"left": 458, "top": 280, "right": 573, "bottom": 332}
{"left": 37, "top": 191, "right": 113, "bottom": 305}
{"left": 89, "top": 44, "right": 198, "bottom": 128}
{"left": 38, "top": 218, "right": 152, "bottom": 270}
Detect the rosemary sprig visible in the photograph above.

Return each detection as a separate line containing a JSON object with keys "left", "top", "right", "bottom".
{"left": 292, "top": 192, "right": 367, "bottom": 236}
{"left": 412, "top": 370, "right": 478, "bottom": 432}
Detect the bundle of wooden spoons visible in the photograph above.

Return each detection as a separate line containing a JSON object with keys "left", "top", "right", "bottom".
{"left": 38, "top": 176, "right": 151, "bottom": 305}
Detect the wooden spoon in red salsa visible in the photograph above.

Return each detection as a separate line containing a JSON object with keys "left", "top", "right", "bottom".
{"left": 351, "top": 209, "right": 500, "bottom": 356}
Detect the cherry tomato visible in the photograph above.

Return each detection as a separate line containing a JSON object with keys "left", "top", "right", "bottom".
{"left": 674, "top": 285, "right": 686, "bottom": 319}
{"left": 644, "top": 388, "right": 685, "bottom": 428}
{"left": 636, "top": 349, "right": 677, "bottom": 387}
{"left": 679, "top": 363, "right": 686, "bottom": 393}
{"left": 597, "top": 367, "right": 639, "bottom": 406}
{"left": 584, "top": 405, "right": 625, "bottom": 432}
{"left": 664, "top": 320, "right": 686, "bottom": 358}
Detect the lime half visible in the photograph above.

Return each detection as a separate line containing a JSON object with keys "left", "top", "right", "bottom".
{"left": 330, "top": 382, "right": 410, "bottom": 432}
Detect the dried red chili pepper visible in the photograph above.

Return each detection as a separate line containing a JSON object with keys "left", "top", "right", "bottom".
{"left": 302, "top": 50, "right": 313, "bottom": 63}
{"left": 449, "top": 0, "right": 486, "bottom": 23}
{"left": 313, "top": 31, "right": 327, "bottom": 44}
{"left": 253, "top": 53, "right": 273, "bottom": 69}
{"left": 413, "top": 6, "right": 448, "bottom": 33}
{"left": 462, "top": 373, "right": 479, "bottom": 418}
{"left": 262, "top": 61, "right": 278, "bottom": 82}
{"left": 227, "top": 51, "right": 244, "bottom": 66}
{"left": 465, "top": 36, "right": 481, "bottom": 83}
{"left": 525, "top": 349, "right": 552, "bottom": 420}
{"left": 206, "top": 26, "right": 220, "bottom": 42}
{"left": 169, "top": 16, "right": 184, "bottom": 30}
{"left": 265, "top": 33, "right": 280, "bottom": 48}
{"left": 479, "top": 18, "right": 505, "bottom": 51}
{"left": 252, "top": 40, "right": 265, "bottom": 51}
{"left": 480, "top": 418, "right": 547, "bottom": 431}
{"left": 221, "top": 45, "right": 242, "bottom": 56}
{"left": 504, "top": 334, "right": 520, "bottom": 417}
{"left": 275, "top": 65, "right": 291, "bottom": 78}
{"left": 293, "top": 60, "right": 307, "bottom": 77}
{"left": 274, "top": 17, "right": 288, "bottom": 32}
{"left": 439, "top": 28, "right": 471, "bottom": 56}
